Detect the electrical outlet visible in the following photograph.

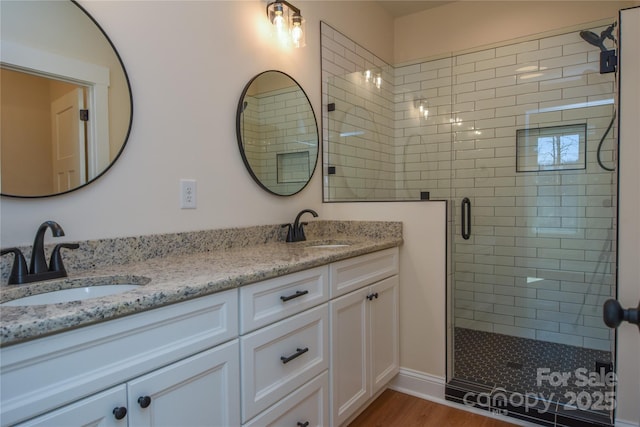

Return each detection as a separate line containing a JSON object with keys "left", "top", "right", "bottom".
{"left": 180, "top": 179, "right": 197, "bottom": 209}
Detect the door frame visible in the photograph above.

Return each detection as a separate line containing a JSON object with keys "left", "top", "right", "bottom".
{"left": 1, "top": 40, "right": 110, "bottom": 180}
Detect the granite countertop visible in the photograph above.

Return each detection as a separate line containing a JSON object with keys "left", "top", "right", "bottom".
{"left": 0, "top": 235, "right": 401, "bottom": 347}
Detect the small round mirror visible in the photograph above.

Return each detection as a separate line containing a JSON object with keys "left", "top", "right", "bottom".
{"left": 0, "top": 0, "right": 133, "bottom": 198}
{"left": 236, "top": 71, "right": 318, "bottom": 196}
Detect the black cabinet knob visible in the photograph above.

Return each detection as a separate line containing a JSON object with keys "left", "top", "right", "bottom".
{"left": 113, "top": 406, "right": 127, "bottom": 420}
{"left": 297, "top": 422, "right": 310, "bottom": 427}
{"left": 138, "top": 396, "right": 152, "bottom": 408}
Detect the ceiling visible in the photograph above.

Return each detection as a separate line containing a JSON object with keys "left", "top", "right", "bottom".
{"left": 376, "top": 1, "right": 454, "bottom": 18}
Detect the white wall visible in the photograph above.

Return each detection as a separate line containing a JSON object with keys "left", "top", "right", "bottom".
{"left": 323, "top": 202, "right": 448, "bottom": 377}
{"left": 0, "top": 0, "right": 394, "bottom": 247}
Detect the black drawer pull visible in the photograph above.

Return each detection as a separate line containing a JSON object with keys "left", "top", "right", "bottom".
{"left": 281, "top": 347, "right": 309, "bottom": 364}
{"left": 280, "top": 290, "right": 309, "bottom": 302}
{"left": 298, "top": 422, "right": 310, "bottom": 427}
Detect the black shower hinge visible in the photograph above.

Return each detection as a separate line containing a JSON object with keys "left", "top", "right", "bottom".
{"left": 600, "top": 50, "right": 617, "bottom": 74}
{"left": 79, "top": 109, "right": 89, "bottom": 121}
{"left": 327, "top": 103, "right": 335, "bottom": 112}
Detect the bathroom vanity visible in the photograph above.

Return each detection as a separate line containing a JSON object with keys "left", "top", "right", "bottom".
{"left": 0, "top": 222, "right": 401, "bottom": 427}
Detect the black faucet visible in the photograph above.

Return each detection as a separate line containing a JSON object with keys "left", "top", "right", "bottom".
{"left": 282, "top": 209, "right": 318, "bottom": 242}
{"left": 0, "top": 220, "right": 78, "bottom": 284}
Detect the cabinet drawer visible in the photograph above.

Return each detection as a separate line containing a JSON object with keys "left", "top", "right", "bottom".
{"left": 240, "top": 304, "right": 329, "bottom": 423}
{"left": 0, "top": 290, "right": 238, "bottom": 427}
{"left": 240, "top": 266, "right": 329, "bottom": 334}
{"left": 330, "top": 247, "right": 399, "bottom": 298}
{"left": 243, "top": 371, "right": 329, "bottom": 427}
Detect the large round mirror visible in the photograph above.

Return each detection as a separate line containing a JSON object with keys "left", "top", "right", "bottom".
{"left": 0, "top": 0, "right": 133, "bottom": 198}
{"left": 236, "top": 71, "right": 318, "bottom": 196}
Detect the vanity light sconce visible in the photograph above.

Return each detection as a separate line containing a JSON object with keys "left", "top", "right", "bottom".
{"left": 415, "top": 99, "right": 429, "bottom": 119}
{"left": 266, "top": 1, "right": 306, "bottom": 48}
{"left": 363, "top": 69, "right": 382, "bottom": 89}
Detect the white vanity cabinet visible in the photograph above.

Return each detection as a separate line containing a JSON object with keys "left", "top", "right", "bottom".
{"left": 239, "top": 266, "right": 330, "bottom": 426}
{"left": 1, "top": 245, "right": 400, "bottom": 427}
{"left": 16, "top": 341, "right": 240, "bottom": 427}
{"left": 329, "top": 248, "right": 400, "bottom": 427}
{"left": 1, "top": 290, "right": 239, "bottom": 427}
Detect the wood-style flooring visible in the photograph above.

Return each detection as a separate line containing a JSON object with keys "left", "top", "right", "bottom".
{"left": 348, "top": 389, "right": 518, "bottom": 427}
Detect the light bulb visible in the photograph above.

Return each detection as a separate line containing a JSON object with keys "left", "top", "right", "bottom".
{"left": 291, "top": 14, "right": 304, "bottom": 48}
{"left": 273, "top": 13, "right": 285, "bottom": 30}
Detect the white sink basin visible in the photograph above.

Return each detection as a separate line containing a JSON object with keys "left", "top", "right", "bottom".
{"left": 1, "top": 284, "right": 141, "bottom": 307}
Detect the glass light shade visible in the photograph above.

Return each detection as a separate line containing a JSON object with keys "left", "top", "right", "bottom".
{"left": 291, "top": 14, "right": 305, "bottom": 48}
{"left": 267, "top": 1, "right": 305, "bottom": 48}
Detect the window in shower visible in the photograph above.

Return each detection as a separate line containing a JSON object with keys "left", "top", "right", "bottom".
{"left": 516, "top": 124, "right": 587, "bottom": 172}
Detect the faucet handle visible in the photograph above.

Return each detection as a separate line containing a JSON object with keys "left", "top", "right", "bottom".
{"left": 49, "top": 243, "right": 79, "bottom": 275}
{"left": 1, "top": 248, "right": 29, "bottom": 285}
{"left": 281, "top": 224, "right": 294, "bottom": 243}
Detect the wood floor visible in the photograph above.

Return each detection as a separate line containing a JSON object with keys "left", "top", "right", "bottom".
{"left": 348, "top": 390, "right": 518, "bottom": 427}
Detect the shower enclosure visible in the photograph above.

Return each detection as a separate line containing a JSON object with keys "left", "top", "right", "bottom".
{"left": 322, "top": 18, "right": 618, "bottom": 426}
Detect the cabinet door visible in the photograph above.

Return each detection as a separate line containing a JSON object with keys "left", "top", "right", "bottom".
{"left": 329, "top": 287, "right": 369, "bottom": 427}
{"left": 15, "top": 385, "right": 127, "bottom": 427}
{"left": 370, "top": 275, "right": 400, "bottom": 395}
{"left": 127, "top": 340, "right": 240, "bottom": 427}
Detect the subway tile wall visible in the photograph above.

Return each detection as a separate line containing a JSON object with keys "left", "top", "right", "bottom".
{"left": 321, "top": 22, "right": 397, "bottom": 200}
{"left": 322, "top": 22, "right": 617, "bottom": 350}
{"left": 242, "top": 87, "right": 317, "bottom": 195}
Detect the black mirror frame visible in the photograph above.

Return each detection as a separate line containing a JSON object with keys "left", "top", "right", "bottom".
{"left": 236, "top": 70, "right": 318, "bottom": 197}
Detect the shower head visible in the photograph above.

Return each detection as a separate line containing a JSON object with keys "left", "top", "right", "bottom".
{"left": 580, "top": 30, "right": 606, "bottom": 51}
{"left": 579, "top": 22, "right": 616, "bottom": 52}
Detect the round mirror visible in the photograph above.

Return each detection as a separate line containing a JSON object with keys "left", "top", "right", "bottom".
{"left": 236, "top": 71, "right": 318, "bottom": 196}
{"left": 0, "top": 0, "right": 133, "bottom": 198}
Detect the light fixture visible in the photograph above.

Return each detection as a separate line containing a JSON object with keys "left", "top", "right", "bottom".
{"left": 267, "top": 1, "right": 305, "bottom": 48}
{"left": 415, "top": 99, "right": 429, "bottom": 119}
{"left": 363, "top": 69, "right": 382, "bottom": 89}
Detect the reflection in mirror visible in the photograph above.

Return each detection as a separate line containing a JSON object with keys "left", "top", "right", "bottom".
{"left": 236, "top": 71, "right": 318, "bottom": 196}
{"left": 0, "top": 0, "right": 133, "bottom": 198}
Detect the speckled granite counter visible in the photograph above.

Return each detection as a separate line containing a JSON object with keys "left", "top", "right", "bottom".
{"left": 0, "top": 221, "right": 402, "bottom": 346}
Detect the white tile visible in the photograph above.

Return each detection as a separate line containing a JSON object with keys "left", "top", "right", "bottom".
{"left": 496, "top": 40, "right": 539, "bottom": 57}
{"left": 540, "top": 52, "right": 588, "bottom": 70}
{"left": 475, "top": 55, "right": 517, "bottom": 71}
{"left": 536, "top": 330, "right": 583, "bottom": 347}
{"left": 517, "top": 46, "right": 563, "bottom": 63}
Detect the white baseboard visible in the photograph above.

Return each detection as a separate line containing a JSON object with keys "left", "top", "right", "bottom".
{"left": 388, "top": 367, "right": 446, "bottom": 401}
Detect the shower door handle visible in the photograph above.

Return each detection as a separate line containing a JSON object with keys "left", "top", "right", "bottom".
{"left": 603, "top": 299, "right": 640, "bottom": 331}
{"left": 461, "top": 197, "right": 471, "bottom": 240}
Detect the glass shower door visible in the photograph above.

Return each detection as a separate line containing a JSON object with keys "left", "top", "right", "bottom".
{"left": 448, "top": 25, "right": 618, "bottom": 425}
